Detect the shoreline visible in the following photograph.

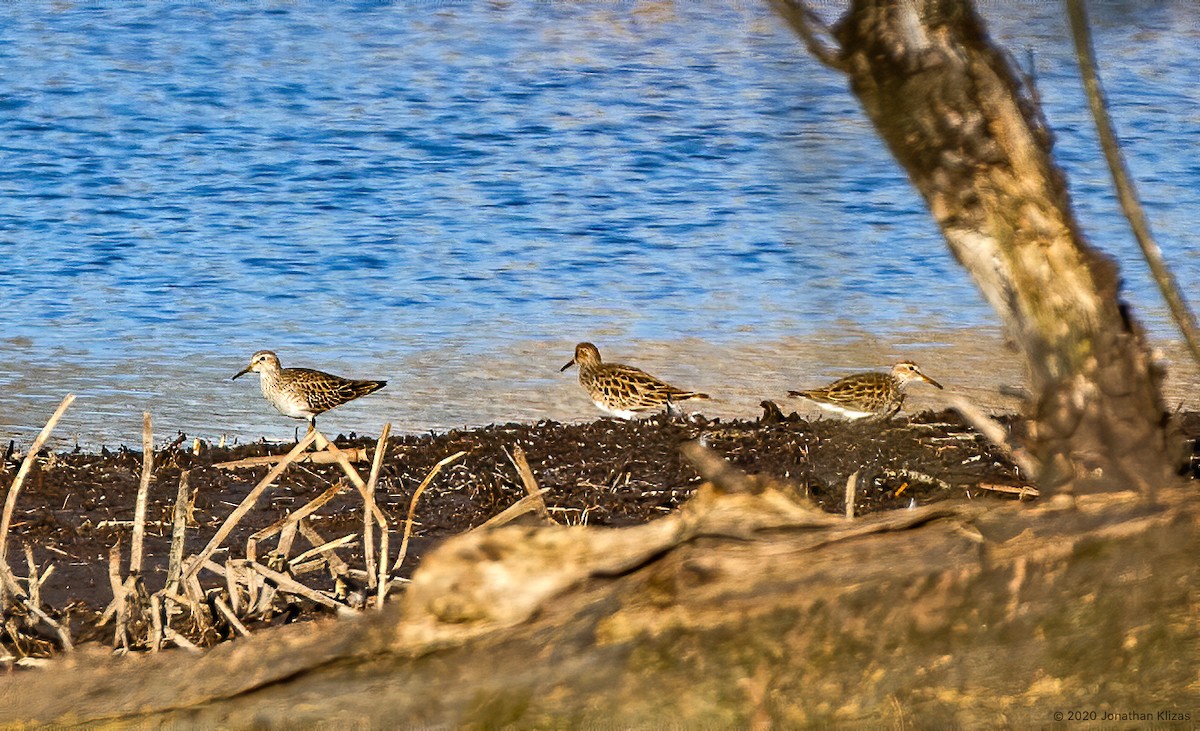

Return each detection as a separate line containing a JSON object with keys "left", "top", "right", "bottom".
{"left": 4, "top": 326, "right": 1198, "bottom": 452}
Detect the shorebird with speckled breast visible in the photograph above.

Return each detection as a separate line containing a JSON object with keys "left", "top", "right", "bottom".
{"left": 232, "top": 350, "right": 386, "bottom": 432}
{"left": 561, "top": 342, "right": 710, "bottom": 420}
{"left": 787, "top": 361, "right": 942, "bottom": 420}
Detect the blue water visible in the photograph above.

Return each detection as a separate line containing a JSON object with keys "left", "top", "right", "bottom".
{"left": 1, "top": 1, "right": 1198, "bottom": 446}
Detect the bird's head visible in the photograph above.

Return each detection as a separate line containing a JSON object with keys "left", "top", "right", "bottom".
{"left": 892, "top": 360, "right": 943, "bottom": 390}
{"left": 233, "top": 350, "right": 282, "bottom": 380}
{"left": 561, "top": 342, "right": 602, "bottom": 372}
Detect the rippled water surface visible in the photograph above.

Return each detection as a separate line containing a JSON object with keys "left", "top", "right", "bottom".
{"left": 1, "top": 1, "right": 1198, "bottom": 446}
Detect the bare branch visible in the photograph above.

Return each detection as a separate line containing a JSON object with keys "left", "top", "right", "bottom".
{"left": 505, "top": 445, "right": 551, "bottom": 523}
{"left": 680, "top": 441, "right": 757, "bottom": 494}
{"left": 129, "top": 412, "right": 154, "bottom": 577}
{"left": 0, "top": 395, "right": 74, "bottom": 600}
{"left": 768, "top": 0, "right": 848, "bottom": 71}
{"left": 165, "top": 470, "right": 191, "bottom": 590}
{"left": 845, "top": 470, "right": 859, "bottom": 520}
{"left": 950, "top": 397, "right": 1041, "bottom": 481}
{"left": 475, "top": 489, "right": 553, "bottom": 531}
{"left": 183, "top": 429, "right": 319, "bottom": 580}
{"left": 392, "top": 451, "right": 468, "bottom": 573}
{"left": 246, "top": 479, "right": 347, "bottom": 563}
{"left": 363, "top": 424, "right": 392, "bottom": 589}
{"left": 1066, "top": 0, "right": 1200, "bottom": 370}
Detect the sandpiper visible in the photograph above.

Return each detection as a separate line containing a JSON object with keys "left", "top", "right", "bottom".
{"left": 232, "top": 350, "right": 386, "bottom": 432}
{"left": 560, "top": 342, "right": 710, "bottom": 420}
{"left": 787, "top": 361, "right": 943, "bottom": 420}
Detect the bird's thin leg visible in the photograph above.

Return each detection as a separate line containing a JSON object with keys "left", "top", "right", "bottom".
{"left": 664, "top": 395, "right": 679, "bottom": 419}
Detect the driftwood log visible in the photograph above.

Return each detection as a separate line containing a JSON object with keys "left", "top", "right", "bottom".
{"left": 2, "top": 472, "right": 1195, "bottom": 727}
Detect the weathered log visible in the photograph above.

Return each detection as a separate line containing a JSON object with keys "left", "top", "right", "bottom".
{"left": 1, "top": 480, "right": 1195, "bottom": 727}
{"left": 772, "top": 0, "right": 1180, "bottom": 495}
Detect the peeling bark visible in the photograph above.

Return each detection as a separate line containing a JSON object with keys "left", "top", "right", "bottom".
{"left": 774, "top": 0, "right": 1179, "bottom": 494}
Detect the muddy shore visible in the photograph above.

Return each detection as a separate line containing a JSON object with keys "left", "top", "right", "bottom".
{"left": 2, "top": 405, "right": 1196, "bottom": 664}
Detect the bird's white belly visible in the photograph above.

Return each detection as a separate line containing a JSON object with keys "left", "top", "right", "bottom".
{"left": 812, "top": 401, "right": 874, "bottom": 420}
{"left": 263, "top": 383, "right": 314, "bottom": 419}
{"left": 594, "top": 400, "right": 639, "bottom": 420}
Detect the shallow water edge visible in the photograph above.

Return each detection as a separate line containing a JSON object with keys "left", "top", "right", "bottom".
{"left": 5, "top": 326, "right": 1198, "bottom": 451}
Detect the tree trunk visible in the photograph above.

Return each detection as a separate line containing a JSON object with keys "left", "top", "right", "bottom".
{"left": 774, "top": 0, "right": 1179, "bottom": 495}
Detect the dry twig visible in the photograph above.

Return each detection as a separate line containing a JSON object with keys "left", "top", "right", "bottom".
{"left": 976, "top": 483, "right": 1041, "bottom": 500}
{"left": 376, "top": 520, "right": 390, "bottom": 611}
{"left": 313, "top": 433, "right": 390, "bottom": 528}
{"left": 165, "top": 470, "right": 191, "bottom": 590}
{"left": 162, "top": 626, "right": 201, "bottom": 653}
{"left": 476, "top": 489, "right": 553, "bottom": 531}
{"left": 244, "top": 561, "right": 347, "bottom": 612}
{"left": 212, "top": 448, "right": 369, "bottom": 470}
{"left": 0, "top": 395, "right": 75, "bottom": 601}
{"left": 16, "top": 546, "right": 72, "bottom": 652}
{"left": 211, "top": 596, "right": 251, "bottom": 638}
{"left": 949, "top": 397, "right": 1040, "bottom": 480}
{"left": 224, "top": 560, "right": 242, "bottom": 616}
{"left": 246, "top": 479, "right": 347, "bottom": 563}
{"left": 149, "top": 593, "right": 164, "bottom": 653}
{"left": 681, "top": 441, "right": 757, "bottom": 494}
{"left": 298, "top": 523, "right": 349, "bottom": 577}
{"left": 506, "top": 445, "right": 551, "bottom": 523}
{"left": 845, "top": 470, "right": 859, "bottom": 520}
{"left": 100, "top": 541, "right": 130, "bottom": 651}
{"left": 129, "top": 412, "right": 154, "bottom": 577}
{"left": 289, "top": 532, "right": 357, "bottom": 567}
{"left": 363, "top": 424, "right": 391, "bottom": 589}
{"left": 392, "top": 451, "right": 468, "bottom": 573}
{"left": 184, "top": 430, "right": 319, "bottom": 580}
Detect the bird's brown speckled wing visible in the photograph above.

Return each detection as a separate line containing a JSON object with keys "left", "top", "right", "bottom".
{"left": 283, "top": 368, "right": 386, "bottom": 415}
{"left": 592, "top": 364, "right": 705, "bottom": 412}
{"left": 801, "top": 372, "right": 898, "bottom": 413}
